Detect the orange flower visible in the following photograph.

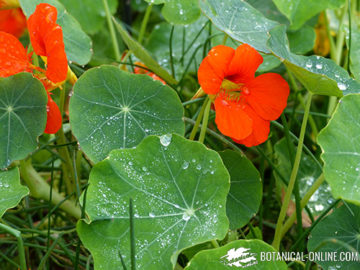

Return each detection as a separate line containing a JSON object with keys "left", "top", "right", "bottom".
{"left": 0, "top": 31, "right": 30, "bottom": 76}
{"left": 0, "top": 4, "right": 67, "bottom": 135}
{"left": 27, "top": 3, "right": 67, "bottom": 83}
{"left": 198, "top": 44, "right": 289, "bottom": 147}
{"left": 0, "top": 8, "right": 27, "bottom": 37}
{"left": 134, "top": 62, "right": 166, "bottom": 85}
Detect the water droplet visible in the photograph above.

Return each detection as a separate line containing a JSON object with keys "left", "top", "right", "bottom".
{"left": 142, "top": 166, "right": 147, "bottom": 172}
{"left": 182, "top": 213, "right": 191, "bottom": 221}
{"left": 182, "top": 161, "right": 189, "bottom": 170}
{"left": 160, "top": 134, "right": 172, "bottom": 147}
{"left": 149, "top": 213, "right": 155, "bottom": 218}
{"left": 196, "top": 164, "right": 202, "bottom": 170}
{"left": 337, "top": 82, "right": 347, "bottom": 91}
{"left": 316, "top": 63, "right": 323, "bottom": 69}
{"left": 134, "top": 213, "right": 139, "bottom": 218}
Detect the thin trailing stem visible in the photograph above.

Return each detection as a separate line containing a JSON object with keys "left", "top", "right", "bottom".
{"left": 272, "top": 94, "right": 313, "bottom": 250}
{"left": 281, "top": 173, "right": 326, "bottom": 238}
{"left": 198, "top": 98, "right": 212, "bottom": 143}
{"left": 102, "top": 0, "right": 121, "bottom": 61}
{"left": 189, "top": 97, "right": 209, "bottom": 140}
{"left": 169, "top": 25, "right": 176, "bottom": 77}
{"left": 138, "top": 4, "right": 153, "bottom": 44}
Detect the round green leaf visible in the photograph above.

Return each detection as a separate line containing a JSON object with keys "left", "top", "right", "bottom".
{"left": 69, "top": 66, "right": 184, "bottom": 163}
{"left": 308, "top": 203, "right": 360, "bottom": 270}
{"left": 268, "top": 25, "right": 360, "bottom": 97}
{"left": 220, "top": 150, "right": 262, "bottom": 229}
{"left": 77, "top": 134, "right": 230, "bottom": 269}
{"left": 318, "top": 94, "right": 360, "bottom": 204}
{"left": 273, "top": 0, "right": 345, "bottom": 30}
{"left": 274, "top": 139, "right": 333, "bottom": 215}
{"left": 199, "top": 0, "right": 279, "bottom": 53}
{"left": 20, "top": 0, "right": 93, "bottom": 65}
{"left": 0, "top": 168, "right": 29, "bottom": 218}
{"left": 58, "top": 0, "right": 118, "bottom": 34}
{"left": 144, "top": 0, "right": 200, "bottom": 25}
{"left": 185, "top": 239, "right": 288, "bottom": 269}
{"left": 162, "top": 0, "right": 201, "bottom": 25}
{"left": 0, "top": 73, "right": 47, "bottom": 169}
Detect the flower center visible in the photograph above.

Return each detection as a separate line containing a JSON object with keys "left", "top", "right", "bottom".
{"left": 220, "top": 79, "right": 250, "bottom": 102}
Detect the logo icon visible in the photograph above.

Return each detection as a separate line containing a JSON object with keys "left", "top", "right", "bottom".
{"left": 221, "top": 247, "right": 258, "bottom": 268}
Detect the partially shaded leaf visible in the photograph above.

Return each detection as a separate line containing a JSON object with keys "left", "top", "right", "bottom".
{"left": 308, "top": 203, "right": 360, "bottom": 270}
{"left": 77, "top": 134, "right": 230, "bottom": 269}
{"left": 318, "top": 94, "right": 360, "bottom": 204}
{"left": 220, "top": 150, "right": 262, "bottom": 229}
{"left": 199, "top": 0, "right": 279, "bottom": 53}
{"left": 268, "top": 25, "right": 360, "bottom": 96}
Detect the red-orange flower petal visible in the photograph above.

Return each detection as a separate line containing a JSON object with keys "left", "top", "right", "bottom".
{"left": 0, "top": 9, "right": 27, "bottom": 38}
{"left": 0, "top": 31, "right": 30, "bottom": 77}
{"left": 44, "top": 93, "right": 62, "bottom": 134}
{"left": 27, "top": 3, "right": 67, "bottom": 83}
{"left": 226, "top": 44, "right": 263, "bottom": 83}
{"left": 232, "top": 106, "right": 270, "bottom": 147}
{"left": 198, "top": 45, "right": 234, "bottom": 95}
{"left": 245, "top": 73, "right": 290, "bottom": 121}
{"left": 214, "top": 94, "right": 253, "bottom": 140}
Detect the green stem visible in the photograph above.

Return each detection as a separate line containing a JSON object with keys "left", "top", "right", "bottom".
{"left": 19, "top": 159, "right": 81, "bottom": 219}
{"left": 56, "top": 89, "right": 76, "bottom": 195}
{"left": 272, "top": 94, "right": 313, "bottom": 250}
{"left": 328, "top": 1, "right": 348, "bottom": 115}
{"left": 189, "top": 97, "right": 209, "bottom": 140}
{"left": 281, "top": 114, "right": 303, "bottom": 239}
{"left": 211, "top": 240, "right": 220, "bottom": 248}
{"left": 169, "top": 25, "right": 176, "bottom": 77}
{"left": 138, "top": 4, "right": 153, "bottom": 44}
{"left": 281, "top": 173, "right": 325, "bottom": 238}
{"left": 287, "top": 69, "right": 318, "bottom": 137}
{"left": 102, "top": 0, "right": 121, "bottom": 61}
{"left": 198, "top": 99, "right": 212, "bottom": 143}
{"left": 0, "top": 223, "right": 27, "bottom": 270}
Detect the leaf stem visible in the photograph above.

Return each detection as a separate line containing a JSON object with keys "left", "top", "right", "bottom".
{"left": 169, "top": 25, "right": 176, "bottom": 78}
{"left": 138, "top": 4, "right": 153, "bottom": 44}
{"left": 189, "top": 97, "right": 209, "bottom": 140}
{"left": 280, "top": 173, "right": 325, "bottom": 238}
{"left": 0, "top": 223, "right": 27, "bottom": 270}
{"left": 198, "top": 98, "right": 212, "bottom": 143}
{"left": 328, "top": 1, "right": 348, "bottom": 115}
{"left": 57, "top": 88, "right": 76, "bottom": 195}
{"left": 272, "top": 94, "right": 313, "bottom": 250}
{"left": 19, "top": 159, "right": 81, "bottom": 219}
{"left": 102, "top": 0, "right": 121, "bottom": 61}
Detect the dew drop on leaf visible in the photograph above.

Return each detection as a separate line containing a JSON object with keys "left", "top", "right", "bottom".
{"left": 160, "top": 134, "right": 172, "bottom": 147}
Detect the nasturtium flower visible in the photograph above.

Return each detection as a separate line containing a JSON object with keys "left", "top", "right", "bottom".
{"left": 0, "top": 31, "right": 30, "bottom": 76}
{"left": 27, "top": 3, "right": 67, "bottom": 83}
{"left": 0, "top": 8, "right": 27, "bottom": 38}
{"left": 198, "top": 44, "right": 289, "bottom": 147}
{"left": 0, "top": 3, "right": 68, "bottom": 135}
{"left": 134, "top": 61, "right": 166, "bottom": 85}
